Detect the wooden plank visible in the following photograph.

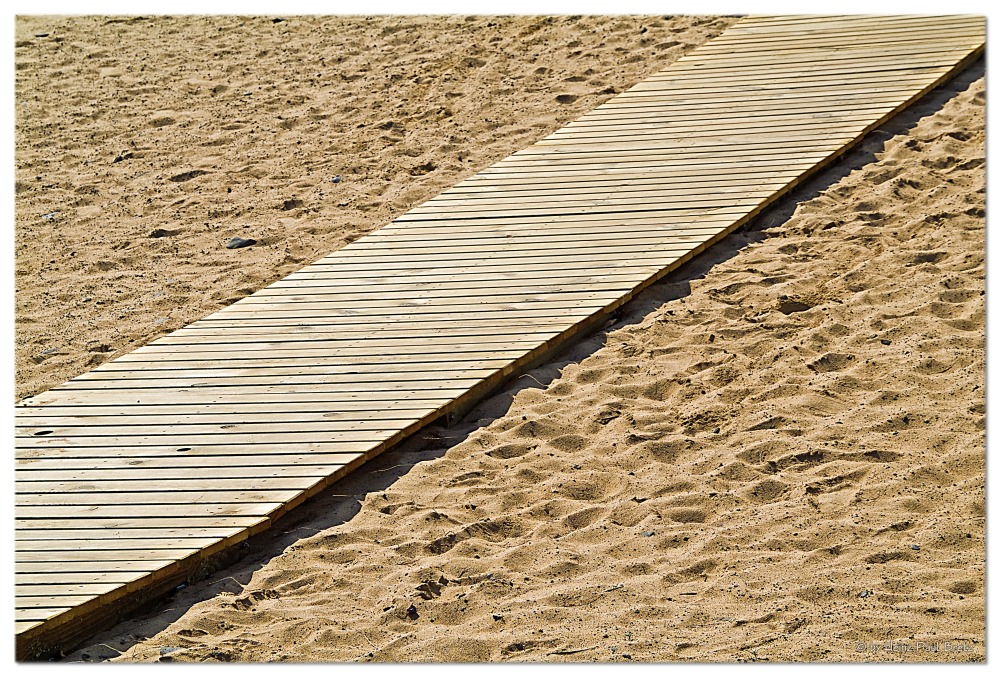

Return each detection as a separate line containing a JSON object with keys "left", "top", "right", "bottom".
{"left": 693, "top": 30, "right": 982, "bottom": 52}
{"left": 632, "top": 63, "right": 957, "bottom": 88}
{"left": 67, "top": 357, "right": 518, "bottom": 381}
{"left": 16, "top": 477, "right": 329, "bottom": 494}
{"left": 16, "top": 455, "right": 359, "bottom": 472}
{"left": 651, "top": 47, "right": 975, "bottom": 71}
{"left": 564, "top": 96, "right": 940, "bottom": 125}
{"left": 590, "top": 84, "right": 957, "bottom": 108}
{"left": 17, "top": 538, "right": 227, "bottom": 552}
{"left": 410, "top": 183, "right": 794, "bottom": 210}
{"left": 16, "top": 490, "right": 304, "bottom": 506}
{"left": 574, "top": 89, "right": 945, "bottom": 116}
{"left": 17, "top": 526, "right": 249, "bottom": 540}
{"left": 21, "top": 447, "right": 384, "bottom": 466}
{"left": 17, "top": 572, "right": 150, "bottom": 585}
{"left": 16, "top": 517, "right": 269, "bottom": 530}
{"left": 15, "top": 503, "right": 285, "bottom": 520}
{"left": 15, "top": 549, "right": 204, "bottom": 563}
{"left": 17, "top": 596, "right": 99, "bottom": 610}
{"left": 17, "top": 583, "right": 137, "bottom": 598}
{"left": 545, "top": 114, "right": 904, "bottom": 139}
{"left": 21, "top": 385, "right": 472, "bottom": 405}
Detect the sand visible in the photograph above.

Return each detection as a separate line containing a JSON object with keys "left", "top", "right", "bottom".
{"left": 14, "top": 14, "right": 735, "bottom": 402}
{"left": 15, "top": 15, "right": 984, "bottom": 663}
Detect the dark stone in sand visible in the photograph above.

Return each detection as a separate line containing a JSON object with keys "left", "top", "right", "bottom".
{"left": 149, "top": 228, "right": 171, "bottom": 238}
{"left": 226, "top": 237, "right": 257, "bottom": 249}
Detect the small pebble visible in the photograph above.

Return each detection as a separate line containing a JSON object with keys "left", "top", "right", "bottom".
{"left": 225, "top": 236, "right": 257, "bottom": 249}
{"left": 331, "top": 175, "right": 342, "bottom": 183}
{"left": 34, "top": 32, "right": 49, "bottom": 38}
{"left": 911, "top": 544, "right": 921, "bottom": 551}
{"left": 40, "top": 211, "right": 58, "bottom": 221}
{"left": 149, "top": 228, "right": 171, "bottom": 238}
{"left": 406, "top": 604, "right": 419, "bottom": 620}
{"left": 243, "top": 91, "right": 252, "bottom": 96}
{"left": 272, "top": 17, "right": 285, "bottom": 23}
{"left": 713, "top": 427, "right": 721, "bottom": 434}
{"left": 859, "top": 590, "right": 871, "bottom": 598}
{"left": 641, "top": 530, "right": 655, "bottom": 537}
{"left": 880, "top": 339, "right": 892, "bottom": 345}
{"left": 492, "top": 613, "right": 503, "bottom": 621}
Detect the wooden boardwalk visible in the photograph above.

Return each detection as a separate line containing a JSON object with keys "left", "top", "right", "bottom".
{"left": 15, "top": 15, "right": 984, "bottom": 659}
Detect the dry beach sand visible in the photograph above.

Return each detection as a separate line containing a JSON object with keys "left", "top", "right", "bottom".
{"left": 14, "top": 15, "right": 984, "bottom": 663}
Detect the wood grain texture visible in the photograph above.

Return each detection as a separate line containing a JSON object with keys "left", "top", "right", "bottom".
{"left": 14, "top": 14, "right": 985, "bottom": 660}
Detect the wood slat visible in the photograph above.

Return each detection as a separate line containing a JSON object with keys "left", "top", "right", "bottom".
{"left": 14, "top": 15, "right": 984, "bottom": 660}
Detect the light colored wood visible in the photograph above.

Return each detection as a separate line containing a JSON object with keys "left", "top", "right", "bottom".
{"left": 592, "top": 84, "right": 948, "bottom": 108}
{"left": 16, "top": 467, "right": 349, "bottom": 484}
{"left": 722, "top": 15, "right": 979, "bottom": 32}
{"left": 17, "top": 538, "right": 227, "bottom": 552}
{"left": 19, "top": 441, "right": 369, "bottom": 459}
{"left": 415, "top": 182, "right": 791, "bottom": 207}
{"left": 67, "top": 357, "right": 517, "bottom": 381}
{"left": 502, "top": 135, "right": 849, "bottom": 158}
{"left": 656, "top": 46, "right": 974, "bottom": 70}
{"left": 440, "top": 172, "right": 804, "bottom": 194}
{"left": 17, "top": 572, "right": 150, "bottom": 585}
{"left": 17, "top": 526, "right": 248, "bottom": 540}
{"left": 574, "top": 89, "right": 938, "bottom": 115}
{"left": 233, "top": 244, "right": 709, "bottom": 269}
{"left": 548, "top": 110, "right": 901, "bottom": 136}
{"left": 16, "top": 454, "right": 361, "bottom": 472}
{"left": 694, "top": 30, "right": 982, "bottom": 51}
{"left": 566, "top": 95, "right": 939, "bottom": 124}
{"left": 14, "top": 15, "right": 984, "bottom": 659}
{"left": 16, "top": 503, "right": 285, "bottom": 520}
{"left": 83, "top": 348, "right": 541, "bottom": 369}
{"left": 17, "top": 489, "right": 303, "bottom": 506}
{"left": 18, "top": 421, "right": 420, "bottom": 442}
{"left": 475, "top": 152, "right": 835, "bottom": 174}
{"left": 634, "top": 63, "right": 956, "bottom": 87}
{"left": 16, "top": 549, "right": 205, "bottom": 563}
{"left": 17, "top": 596, "right": 98, "bottom": 609}
{"left": 17, "top": 583, "right": 137, "bottom": 598}
{"left": 605, "top": 68, "right": 970, "bottom": 97}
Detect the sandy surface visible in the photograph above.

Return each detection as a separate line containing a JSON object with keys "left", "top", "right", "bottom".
{"left": 14, "top": 14, "right": 735, "bottom": 401}
{"left": 15, "top": 15, "right": 984, "bottom": 664}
